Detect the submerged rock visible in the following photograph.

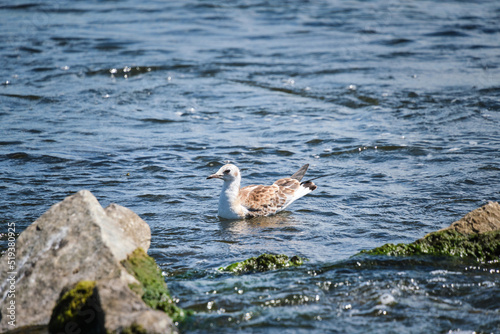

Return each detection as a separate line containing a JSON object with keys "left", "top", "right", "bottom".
{"left": 0, "top": 190, "right": 178, "bottom": 333}
{"left": 220, "top": 253, "right": 304, "bottom": 274}
{"left": 361, "top": 202, "right": 500, "bottom": 262}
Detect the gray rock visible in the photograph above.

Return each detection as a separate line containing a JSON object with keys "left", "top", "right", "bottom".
{"left": 105, "top": 203, "right": 151, "bottom": 251}
{"left": 434, "top": 201, "right": 500, "bottom": 235}
{"left": 96, "top": 278, "right": 175, "bottom": 334}
{"left": 48, "top": 278, "right": 176, "bottom": 334}
{"left": 0, "top": 190, "right": 176, "bottom": 333}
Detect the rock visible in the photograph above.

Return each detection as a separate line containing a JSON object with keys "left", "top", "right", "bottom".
{"left": 105, "top": 203, "right": 151, "bottom": 251}
{"left": 48, "top": 280, "right": 105, "bottom": 334}
{"left": 434, "top": 201, "right": 500, "bottom": 235}
{"left": 121, "top": 248, "right": 189, "bottom": 323}
{"left": 96, "top": 278, "right": 173, "bottom": 334}
{"left": 361, "top": 202, "right": 500, "bottom": 262}
{"left": 49, "top": 279, "right": 173, "bottom": 334}
{"left": 0, "top": 190, "right": 178, "bottom": 333}
{"left": 220, "top": 253, "right": 304, "bottom": 274}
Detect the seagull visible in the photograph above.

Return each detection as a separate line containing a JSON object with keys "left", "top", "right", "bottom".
{"left": 207, "top": 163, "right": 317, "bottom": 219}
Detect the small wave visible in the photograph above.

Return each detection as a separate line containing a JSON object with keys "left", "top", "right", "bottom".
{"left": 0, "top": 3, "right": 39, "bottom": 10}
{"left": 137, "top": 194, "right": 168, "bottom": 202}
{"left": 1, "top": 93, "right": 43, "bottom": 101}
{"left": 479, "top": 86, "right": 500, "bottom": 94}
{"left": 379, "top": 51, "right": 418, "bottom": 59}
{"left": 5, "top": 152, "right": 72, "bottom": 164}
{"left": 19, "top": 46, "right": 42, "bottom": 54}
{"left": 94, "top": 40, "right": 130, "bottom": 51}
{"left": 6, "top": 152, "right": 30, "bottom": 160}
{"left": 140, "top": 118, "right": 180, "bottom": 124}
{"left": 379, "top": 38, "right": 413, "bottom": 46}
{"left": 0, "top": 141, "right": 23, "bottom": 146}
{"left": 85, "top": 64, "right": 194, "bottom": 78}
{"left": 425, "top": 30, "right": 469, "bottom": 37}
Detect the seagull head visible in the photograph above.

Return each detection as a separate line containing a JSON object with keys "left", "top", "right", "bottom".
{"left": 207, "top": 164, "right": 240, "bottom": 182}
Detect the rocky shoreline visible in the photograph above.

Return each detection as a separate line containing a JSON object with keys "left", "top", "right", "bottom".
{"left": 0, "top": 190, "right": 180, "bottom": 334}
{"left": 0, "top": 191, "right": 498, "bottom": 333}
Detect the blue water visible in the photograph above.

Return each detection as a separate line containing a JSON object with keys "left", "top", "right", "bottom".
{"left": 1, "top": 0, "right": 500, "bottom": 332}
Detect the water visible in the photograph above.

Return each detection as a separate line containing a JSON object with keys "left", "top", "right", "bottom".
{"left": 1, "top": 0, "right": 500, "bottom": 332}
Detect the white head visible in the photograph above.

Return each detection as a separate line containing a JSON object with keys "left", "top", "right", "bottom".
{"left": 207, "top": 164, "right": 241, "bottom": 183}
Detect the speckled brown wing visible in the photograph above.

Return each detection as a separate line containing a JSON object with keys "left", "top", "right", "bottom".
{"left": 273, "top": 177, "right": 304, "bottom": 207}
{"left": 239, "top": 178, "right": 302, "bottom": 217}
{"left": 238, "top": 185, "right": 282, "bottom": 217}
{"left": 273, "top": 177, "right": 301, "bottom": 191}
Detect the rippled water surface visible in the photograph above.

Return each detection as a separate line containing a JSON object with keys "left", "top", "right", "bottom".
{"left": 1, "top": 0, "right": 500, "bottom": 333}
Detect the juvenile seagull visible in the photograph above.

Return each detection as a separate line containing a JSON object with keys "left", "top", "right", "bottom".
{"left": 207, "top": 164, "right": 317, "bottom": 219}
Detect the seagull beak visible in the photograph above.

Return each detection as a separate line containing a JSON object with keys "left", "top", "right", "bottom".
{"left": 207, "top": 173, "right": 222, "bottom": 180}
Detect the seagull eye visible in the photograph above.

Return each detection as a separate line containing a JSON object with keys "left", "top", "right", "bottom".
{"left": 224, "top": 169, "right": 230, "bottom": 174}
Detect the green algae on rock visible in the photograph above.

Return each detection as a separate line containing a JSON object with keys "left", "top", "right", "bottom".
{"left": 48, "top": 280, "right": 105, "bottom": 334}
{"left": 220, "top": 253, "right": 304, "bottom": 274}
{"left": 121, "top": 323, "right": 148, "bottom": 334}
{"left": 121, "top": 247, "right": 190, "bottom": 322}
{"left": 361, "top": 202, "right": 500, "bottom": 263}
{"left": 361, "top": 229, "right": 500, "bottom": 262}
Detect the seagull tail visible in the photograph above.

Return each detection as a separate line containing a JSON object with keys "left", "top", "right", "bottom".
{"left": 291, "top": 164, "right": 309, "bottom": 181}
{"left": 300, "top": 180, "right": 317, "bottom": 191}
{"left": 291, "top": 163, "right": 317, "bottom": 191}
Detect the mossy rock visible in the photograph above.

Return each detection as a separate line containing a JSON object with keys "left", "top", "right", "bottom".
{"left": 48, "top": 280, "right": 105, "bottom": 334}
{"left": 120, "top": 323, "right": 148, "bottom": 334}
{"left": 361, "top": 229, "right": 500, "bottom": 263}
{"left": 220, "top": 253, "right": 304, "bottom": 274}
{"left": 121, "top": 248, "right": 190, "bottom": 322}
